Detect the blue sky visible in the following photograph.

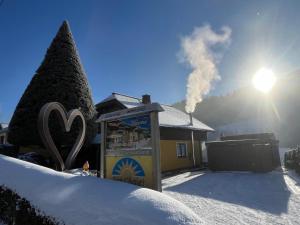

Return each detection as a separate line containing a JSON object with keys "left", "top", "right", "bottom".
{"left": 0, "top": 0, "right": 300, "bottom": 122}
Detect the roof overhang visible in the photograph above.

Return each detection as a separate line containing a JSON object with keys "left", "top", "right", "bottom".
{"left": 96, "top": 103, "right": 164, "bottom": 122}
{"left": 159, "top": 124, "right": 214, "bottom": 132}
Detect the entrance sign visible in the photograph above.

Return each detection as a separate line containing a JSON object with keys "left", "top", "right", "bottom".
{"left": 97, "top": 103, "right": 163, "bottom": 191}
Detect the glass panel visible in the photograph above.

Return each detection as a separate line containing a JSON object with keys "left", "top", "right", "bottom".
{"left": 106, "top": 114, "right": 151, "bottom": 151}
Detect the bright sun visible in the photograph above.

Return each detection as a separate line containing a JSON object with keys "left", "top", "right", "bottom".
{"left": 252, "top": 68, "right": 276, "bottom": 93}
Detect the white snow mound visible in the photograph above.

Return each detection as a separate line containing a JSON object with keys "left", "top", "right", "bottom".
{"left": 0, "top": 155, "right": 202, "bottom": 225}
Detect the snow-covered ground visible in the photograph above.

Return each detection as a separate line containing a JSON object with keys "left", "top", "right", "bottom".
{"left": 0, "top": 155, "right": 202, "bottom": 225}
{"left": 163, "top": 170, "right": 300, "bottom": 225}
{"left": 2, "top": 150, "right": 299, "bottom": 225}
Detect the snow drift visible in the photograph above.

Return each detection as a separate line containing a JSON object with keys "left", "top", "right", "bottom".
{"left": 0, "top": 155, "right": 202, "bottom": 225}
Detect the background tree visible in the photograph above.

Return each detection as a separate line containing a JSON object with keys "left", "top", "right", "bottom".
{"left": 8, "top": 21, "right": 97, "bottom": 155}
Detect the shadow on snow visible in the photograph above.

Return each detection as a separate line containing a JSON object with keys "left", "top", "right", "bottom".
{"left": 163, "top": 171, "right": 291, "bottom": 215}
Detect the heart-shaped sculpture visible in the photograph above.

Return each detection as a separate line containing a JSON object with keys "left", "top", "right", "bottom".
{"left": 38, "top": 102, "right": 86, "bottom": 171}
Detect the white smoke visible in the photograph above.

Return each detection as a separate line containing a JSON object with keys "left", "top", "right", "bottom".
{"left": 180, "top": 24, "right": 232, "bottom": 113}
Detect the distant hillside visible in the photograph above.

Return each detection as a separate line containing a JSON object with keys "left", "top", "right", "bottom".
{"left": 173, "top": 70, "right": 300, "bottom": 147}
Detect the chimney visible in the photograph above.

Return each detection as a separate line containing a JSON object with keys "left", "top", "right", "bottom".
{"left": 189, "top": 113, "right": 193, "bottom": 126}
{"left": 142, "top": 94, "right": 151, "bottom": 104}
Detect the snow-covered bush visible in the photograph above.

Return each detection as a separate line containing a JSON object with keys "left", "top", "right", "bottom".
{"left": 0, "top": 155, "right": 202, "bottom": 225}
{"left": 0, "top": 185, "right": 63, "bottom": 225}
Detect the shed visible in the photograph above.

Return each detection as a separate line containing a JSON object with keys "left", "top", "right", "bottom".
{"left": 207, "top": 133, "right": 280, "bottom": 172}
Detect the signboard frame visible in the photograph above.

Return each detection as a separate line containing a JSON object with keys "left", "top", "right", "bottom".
{"left": 97, "top": 103, "right": 163, "bottom": 191}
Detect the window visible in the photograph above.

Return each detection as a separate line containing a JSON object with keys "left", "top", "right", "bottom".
{"left": 176, "top": 143, "right": 188, "bottom": 158}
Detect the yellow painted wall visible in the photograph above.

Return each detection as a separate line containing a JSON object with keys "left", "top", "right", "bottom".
{"left": 160, "top": 140, "right": 202, "bottom": 172}
{"left": 19, "top": 140, "right": 203, "bottom": 174}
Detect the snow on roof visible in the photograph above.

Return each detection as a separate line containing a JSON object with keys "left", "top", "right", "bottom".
{"left": 98, "top": 92, "right": 142, "bottom": 108}
{"left": 0, "top": 155, "right": 202, "bottom": 225}
{"left": 0, "top": 123, "right": 8, "bottom": 130}
{"left": 160, "top": 105, "right": 214, "bottom": 131}
{"left": 98, "top": 93, "right": 214, "bottom": 131}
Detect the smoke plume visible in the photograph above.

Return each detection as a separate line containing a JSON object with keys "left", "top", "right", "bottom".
{"left": 180, "top": 24, "right": 232, "bottom": 113}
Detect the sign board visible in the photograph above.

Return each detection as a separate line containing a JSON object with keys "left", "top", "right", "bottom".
{"left": 97, "top": 103, "right": 163, "bottom": 191}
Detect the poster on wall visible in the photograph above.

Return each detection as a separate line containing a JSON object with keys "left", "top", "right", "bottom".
{"left": 106, "top": 114, "right": 151, "bottom": 151}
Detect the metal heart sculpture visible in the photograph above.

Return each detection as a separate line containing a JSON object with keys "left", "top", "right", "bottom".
{"left": 38, "top": 102, "right": 86, "bottom": 171}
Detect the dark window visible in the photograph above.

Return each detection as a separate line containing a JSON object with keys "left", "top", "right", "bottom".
{"left": 0, "top": 136, "right": 4, "bottom": 144}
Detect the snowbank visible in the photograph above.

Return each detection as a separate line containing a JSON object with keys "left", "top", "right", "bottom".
{"left": 0, "top": 155, "right": 202, "bottom": 225}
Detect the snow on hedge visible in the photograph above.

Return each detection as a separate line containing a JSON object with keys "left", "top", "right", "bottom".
{"left": 0, "top": 155, "right": 202, "bottom": 225}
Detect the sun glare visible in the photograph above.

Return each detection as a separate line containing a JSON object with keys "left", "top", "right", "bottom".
{"left": 252, "top": 68, "right": 276, "bottom": 93}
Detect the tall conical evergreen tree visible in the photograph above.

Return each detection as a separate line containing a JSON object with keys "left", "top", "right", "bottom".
{"left": 8, "top": 21, "right": 97, "bottom": 150}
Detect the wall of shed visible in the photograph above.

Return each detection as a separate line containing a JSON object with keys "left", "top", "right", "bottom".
{"left": 207, "top": 139, "right": 280, "bottom": 172}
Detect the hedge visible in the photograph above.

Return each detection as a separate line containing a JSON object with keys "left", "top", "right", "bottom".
{"left": 0, "top": 185, "right": 64, "bottom": 225}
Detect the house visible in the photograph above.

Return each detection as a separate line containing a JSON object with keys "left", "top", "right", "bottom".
{"left": 0, "top": 123, "right": 8, "bottom": 144}
{"left": 95, "top": 93, "right": 214, "bottom": 172}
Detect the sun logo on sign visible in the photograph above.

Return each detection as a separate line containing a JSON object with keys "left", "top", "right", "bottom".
{"left": 112, "top": 158, "right": 145, "bottom": 179}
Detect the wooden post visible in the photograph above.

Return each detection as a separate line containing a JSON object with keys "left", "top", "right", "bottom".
{"left": 191, "top": 130, "right": 196, "bottom": 167}
{"left": 151, "top": 111, "right": 162, "bottom": 191}
{"left": 100, "top": 121, "right": 105, "bottom": 178}
{"left": 189, "top": 113, "right": 196, "bottom": 167}
{"left": 96, "top": 144, "right": 100, "bottom": 177}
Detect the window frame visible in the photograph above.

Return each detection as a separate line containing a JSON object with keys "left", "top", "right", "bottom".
{"left": 176, "top": 142, "right": 188, "bottom": 158}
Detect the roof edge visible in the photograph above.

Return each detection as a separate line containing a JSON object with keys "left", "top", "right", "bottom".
{"left": 159, "top": 124, "right": 214, "bottom": 132}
